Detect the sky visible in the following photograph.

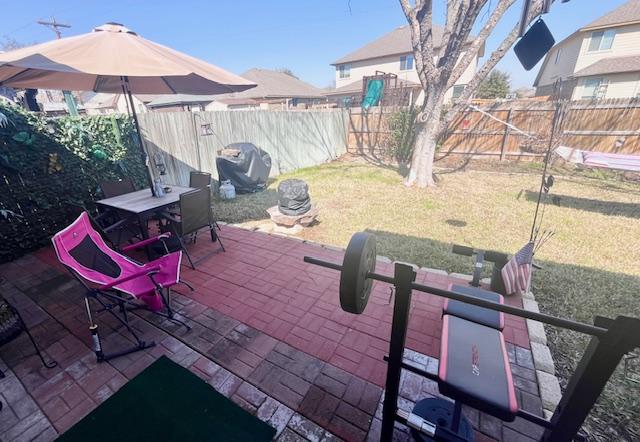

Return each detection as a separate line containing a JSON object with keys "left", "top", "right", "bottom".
{"left": 0, "top": 0, "right": 630, "bottom": 90}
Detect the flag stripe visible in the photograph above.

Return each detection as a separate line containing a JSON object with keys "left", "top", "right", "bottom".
{"left": 501, "top": 242, "right": 534, "bottom": 295}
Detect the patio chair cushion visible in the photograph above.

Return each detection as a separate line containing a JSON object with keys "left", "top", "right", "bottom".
{"left": 444, "top": 284, "right": 505, "bottom": 330}
{"left": 438, "top": 315, "right": 517, "bottom": 422}
{"left": 69, "top": 235, "right": 122, "bottom": 278}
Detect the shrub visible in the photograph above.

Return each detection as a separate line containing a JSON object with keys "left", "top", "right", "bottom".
{"left": 0, "top": 103, "right": 147, "bottom": 262}
{"left": 388, "top": 107, "right": 418, "bottom": 165}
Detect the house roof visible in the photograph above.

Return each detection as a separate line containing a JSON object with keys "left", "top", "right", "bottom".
{"left": 333, "top": 25, "right": 448, "bottom": 65}
{"left": 147, "top": 94, "right": 218, "bottom": 108}
{"left": 323, "top": 78, "right": 421, "bottom": 96}
{"left": 215, "top": 97, "right": 259, "bottom": 106}
{"left": 534, "top": 1, "right": 640, "bottom": 87}
{"left": 573, "top": 54, "right": 640, "bottom": 77}
{"left": 581, "top": 0, "right": 640, "bottom": 31}
{"left": 216, "top": 69, "right": 325, "bottom": 99}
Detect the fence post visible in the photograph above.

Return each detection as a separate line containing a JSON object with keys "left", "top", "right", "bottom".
{"left": 499, "top": 109, "right": 513, "bottom": 161}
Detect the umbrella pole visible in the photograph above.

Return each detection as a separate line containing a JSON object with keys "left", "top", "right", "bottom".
{"left": 122, "top": 76, "right": 156, "bottom": 196}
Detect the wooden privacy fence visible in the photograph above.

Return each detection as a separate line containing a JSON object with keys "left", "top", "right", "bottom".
{"left": 347, "top": 98, "right": 640, "bottom": 161}
{"left": 138, "top": 109, "right": 349, "bottom": 186}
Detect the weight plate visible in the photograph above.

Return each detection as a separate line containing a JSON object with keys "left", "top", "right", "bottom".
{"left": 340, "top": 232, "right": 376, "bottom": 314}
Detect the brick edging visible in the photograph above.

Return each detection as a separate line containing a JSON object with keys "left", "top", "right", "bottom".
{"left": 520, "top": 290, "right": 562, "bottom": 418}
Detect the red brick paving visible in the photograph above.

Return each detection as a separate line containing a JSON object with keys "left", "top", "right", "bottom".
{"left": 1, "top": 225, "right": 539, "bottom": 442}
{"left": 35, "top": 225, "right": 530, "bottom": 388}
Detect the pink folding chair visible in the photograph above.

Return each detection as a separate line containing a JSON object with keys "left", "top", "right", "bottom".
{"left": 52, "top": 212, "right": 191, "bottom": 362}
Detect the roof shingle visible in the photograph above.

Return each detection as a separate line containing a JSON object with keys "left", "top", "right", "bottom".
{"left": 332, "top": 25, "right": 446, "bottom": 65}
{"left": 573, "top": 54, "right": 640, "bottom": 77}
{"left": 224, "top": 69, "right": 324, "bottom": 99}
{"left": 581, "top": 0, "right": 640, "bottom": 31}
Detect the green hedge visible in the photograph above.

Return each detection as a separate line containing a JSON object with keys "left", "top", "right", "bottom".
{"left": 0, "top": 103, "right": 148, "bottom": 263}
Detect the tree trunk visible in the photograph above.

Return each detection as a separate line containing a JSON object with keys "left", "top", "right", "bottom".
{"left": 405, "top": 101, "right": 443, "bottom": 187}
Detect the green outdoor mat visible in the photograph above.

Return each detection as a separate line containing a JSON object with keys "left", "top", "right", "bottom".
{"left": 57, "top": 356, "right": 276, "bottom": 442}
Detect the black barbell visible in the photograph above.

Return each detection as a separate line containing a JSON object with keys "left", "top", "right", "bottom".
{"left": 304, "top": 232, "right": 607, "bottom": 337}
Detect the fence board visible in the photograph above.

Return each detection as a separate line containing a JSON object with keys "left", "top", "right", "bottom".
{"left": 138, "top": 110, "right": 349, "bottom": 186}
{"left": 346, "top": 98, "right": 640, "bottom": 160}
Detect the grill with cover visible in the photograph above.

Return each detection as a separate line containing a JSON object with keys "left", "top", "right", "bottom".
{"left": 216, "top": 143, "right": 271, "bottom": 193}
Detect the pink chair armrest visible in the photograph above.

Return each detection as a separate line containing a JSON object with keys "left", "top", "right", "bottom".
{"left": 121, "top": 233, "right": 172, "bottom": 252}
{"left": 99, "top": 266, "right": 161, "bottom": 290}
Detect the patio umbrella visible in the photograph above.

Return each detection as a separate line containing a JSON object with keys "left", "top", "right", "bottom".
{"left": 0, "top": 22, "right": 256, "bottom": 195}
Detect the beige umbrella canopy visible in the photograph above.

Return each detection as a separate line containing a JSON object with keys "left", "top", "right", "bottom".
{"left": 0, "top": 22, "right": 255, "bottom": 94}
{"left": 0, "top": 22, "right": 255, "bottom": 194}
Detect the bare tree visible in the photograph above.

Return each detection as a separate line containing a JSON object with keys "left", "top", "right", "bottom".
{"left": 276, "top": 67, "right": 299, "bottom": 79}
{"left": 0, "top": 37, "right": 29, "bottom": 51}
{"left": 399, "top": 0, "right": 545, "bottom": 187}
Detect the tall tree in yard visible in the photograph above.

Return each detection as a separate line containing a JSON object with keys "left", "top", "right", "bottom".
{"left": 477, "top": 70, "right": 511, "bottom": 99}
{"left": 400, "top": 0, "right": 545, "bottom": 187}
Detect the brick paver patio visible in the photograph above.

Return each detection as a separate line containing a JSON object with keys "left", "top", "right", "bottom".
{"left": 0, "top": 225, "right": 543, "bottom": 441}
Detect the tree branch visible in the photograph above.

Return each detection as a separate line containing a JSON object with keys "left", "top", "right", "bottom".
{"left": 447, "top": 0, "right": 516, "bottom": 89}
{"left": 437, "top": 0, "right": 490, "bottom": 86}
{"left": 445, "top": 0, "right": 545, "bottom": 124}
{"left": 399, "top": 0, "right": 437, "bottom": 85}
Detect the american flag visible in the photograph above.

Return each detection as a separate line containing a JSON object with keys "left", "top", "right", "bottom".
{"left": 502, "top": 242, "right": 535, "bottom": 295}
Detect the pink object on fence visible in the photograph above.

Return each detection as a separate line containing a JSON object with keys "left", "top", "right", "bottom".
{"left": 556, "top": 146, "right": 640, "bottom": 172}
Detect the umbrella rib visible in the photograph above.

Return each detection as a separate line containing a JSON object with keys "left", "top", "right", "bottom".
{"left": 161, "top": 77, "right": 177, "bottom": 94}
{"left": 0, "top": 67, "right": 30, "bottom": 87}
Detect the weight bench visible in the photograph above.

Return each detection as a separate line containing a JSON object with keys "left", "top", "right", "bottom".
{"left": 304, "top": 232, "right": 640, "bottom": 442}
{"left": 439, "top": 315, "right": 517, "bottom": 421}
{"left": 408, "top": 284, "right": 515, "bottom": 440}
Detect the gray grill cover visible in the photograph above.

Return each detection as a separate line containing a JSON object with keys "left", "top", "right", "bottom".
{"left": 278, "top": 179, "right": 311, "bottom": 216}
{"left": 216, "top": 143, "right": 271, "bottom": 193}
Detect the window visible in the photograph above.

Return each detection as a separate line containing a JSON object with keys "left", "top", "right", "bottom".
{"left": 338, "top": 64, "right": 351, "bottom": 79}
{"left": 554, "top": 48, "right": 562, "bottom": 64}
{"left": 452, "top": 85, "right": 466, "bottom": 100}
{"left": 581, "top": 78, "right": 603, "bottom": 99}
{"left": 588, "top": 29, "right": 615, "bottom": 51}
{"left": 400, "top": 54, "right": 414, "bottom": 71}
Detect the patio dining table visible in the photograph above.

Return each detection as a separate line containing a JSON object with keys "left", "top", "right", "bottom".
{"left": 96, "top": 185, "right": 194, "bottom": 256}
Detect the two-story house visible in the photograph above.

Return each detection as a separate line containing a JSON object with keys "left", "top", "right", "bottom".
{"left": 534, "top": 0, "right": 640, "bottom": 100}
{"left": 325, "top": 25, "right": 481, "bottom": 106}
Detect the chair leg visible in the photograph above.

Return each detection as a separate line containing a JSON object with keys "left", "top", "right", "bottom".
{"left": 210, "top": 224, "right": 225, "bottom": 252}
{"left": 11, "top": 306, "right": 57, "bottom": 369}
{"left": 179, "top": 280, "right": 195, "bottom": 291}
{"left": 90, "top": 293, "right": 155, "bottom": 362}
{"left": 181, "top": 238, "right": 196, "bottom": 269}
{"left": 155, "top": 288, "right": 191, "bottom": 331}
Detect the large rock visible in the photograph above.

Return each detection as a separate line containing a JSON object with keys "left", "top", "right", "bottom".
{"left": 267, "top": 204, "right": 319, "bottom": 227}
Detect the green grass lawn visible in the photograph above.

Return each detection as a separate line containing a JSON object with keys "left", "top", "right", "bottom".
{"left": 214, "top": 160, "right": 640, "bottom": 441}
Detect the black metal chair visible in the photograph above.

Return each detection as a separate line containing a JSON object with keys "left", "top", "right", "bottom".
{"left": 0, "top": 290, "right": 57, "bottom": 411}
{"left": 66, "top": 203, "right": 143, "bottom": 250}
{"left": 189, "top": 171, "right": 221, "bottom": 231}
{"left": 97, "top": 179, "right": 146, "bottom": 242}
{"left": 100, "top": 178, "right": 136, "bottom": 198}
{"left": 158, "top": 188, "right": 225, "bottom": 269}
{"left": 189, "top": 171, "right": 211, "bottom": 189}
